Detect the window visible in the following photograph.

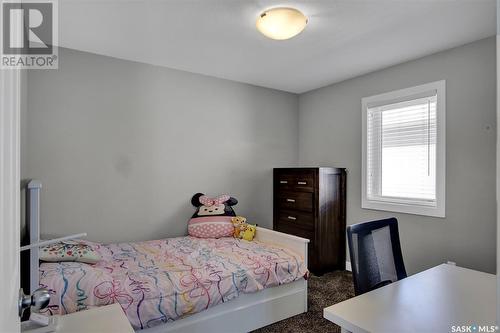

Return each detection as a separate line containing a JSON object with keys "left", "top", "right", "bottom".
{"left": 362, "top": 81, "right": 445, "bottom": 217}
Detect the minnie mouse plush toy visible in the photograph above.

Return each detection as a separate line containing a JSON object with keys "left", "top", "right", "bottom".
{"left": 188, "top": 193, "right": 238, "bottom": 238}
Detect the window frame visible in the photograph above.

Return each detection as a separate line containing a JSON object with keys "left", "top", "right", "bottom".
{"left": 361, "top": 80, "right": 446, "bottom": 218}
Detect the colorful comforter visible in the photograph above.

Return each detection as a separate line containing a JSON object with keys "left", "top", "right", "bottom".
{"left": 39, "top": 236, "right": 307, "bottom": 330}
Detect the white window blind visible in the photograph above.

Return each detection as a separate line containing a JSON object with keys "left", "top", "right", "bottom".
{"left": 367, "top": 94, "right": 437, "bottom": 205}
{"left": 362, "top": 80, "right": 445, "bottom": 217}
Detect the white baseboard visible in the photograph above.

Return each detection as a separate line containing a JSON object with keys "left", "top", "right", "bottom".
{"left": 345, "top": 261, "right": 352, "bottom": 272}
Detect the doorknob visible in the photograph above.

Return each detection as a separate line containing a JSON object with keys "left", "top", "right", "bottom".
{"left": 18, "top": 288, "right": 50, "bottom": 317}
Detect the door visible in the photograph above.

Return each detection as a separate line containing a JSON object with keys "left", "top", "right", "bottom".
{"left": 0, "top": 69, "right": 21, "bottom": 332}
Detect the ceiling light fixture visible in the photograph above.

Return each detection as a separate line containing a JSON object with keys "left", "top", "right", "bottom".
{"left": 256, "top": 7, "right": 308, "bottom": 40}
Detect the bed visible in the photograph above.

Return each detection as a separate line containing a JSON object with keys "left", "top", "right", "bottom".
{"left": 26, "top": 181, "right": 310, "bottom": 333}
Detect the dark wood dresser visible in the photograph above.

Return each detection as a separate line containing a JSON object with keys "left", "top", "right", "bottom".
{"left": 273, "top": 167, "right": 346, "bottom": 274}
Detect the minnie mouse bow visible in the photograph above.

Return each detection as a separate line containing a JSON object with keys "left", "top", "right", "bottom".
{"left": 199, "top": 195, "right": 230, "bottom": 206}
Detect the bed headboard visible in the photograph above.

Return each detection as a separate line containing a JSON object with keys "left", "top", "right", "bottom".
{"left": 27, "top": 180, "right": 42, "bottom": 293}
{"left": 24, "top": 180, "right": 87, "bottom": 293}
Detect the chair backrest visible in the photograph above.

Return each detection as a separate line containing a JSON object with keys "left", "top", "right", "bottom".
{"left": 347, "top": 217, "right": 407, "bottom": 295}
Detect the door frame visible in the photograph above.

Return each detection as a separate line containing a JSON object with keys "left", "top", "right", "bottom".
{"left": 0, "top": 68, "right": 21, "bottom": 332}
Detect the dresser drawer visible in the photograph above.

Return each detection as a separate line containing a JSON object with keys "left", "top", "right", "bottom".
{"left": 275, "top": 174, "right": 295, "bottom": 191}
{"left": 275, "top": 172, "right": 314, "bottom": 192}
{"left": 294, "top": 173, "right": 314, "bottom": 192}
{"left": 277, "top": 191, "right": 313, "bottom": 212}
{"left": 277, "top": 209, "right": 314, "bottom": 231}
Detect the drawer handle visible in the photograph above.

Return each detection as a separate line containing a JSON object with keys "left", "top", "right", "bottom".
{"left": 297, "top": 181, "right": 307, "bottom": 185}
{"left": 286, "top": 198, "right": 296, "bottom": 203}
{"left": 287, "top": 216, "right": 297, "bottom": 220}
{"left": 280, "top": 180, "right": 288, "bottom": 184}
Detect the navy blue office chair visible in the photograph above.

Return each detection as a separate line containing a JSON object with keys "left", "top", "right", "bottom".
{"left": 347, "top": 217, "right": 407, "bottom": 295}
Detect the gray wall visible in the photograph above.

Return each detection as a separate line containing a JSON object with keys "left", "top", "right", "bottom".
{"left": 25, "top": 47, "right": 298, "bottom": 243}
{"left": 298, "top": 37, "right": 497, "bottom": 274}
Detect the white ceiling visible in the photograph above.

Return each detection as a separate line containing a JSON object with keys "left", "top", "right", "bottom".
{"left": 59, "top": 0, "right": 496, "bottom": 93}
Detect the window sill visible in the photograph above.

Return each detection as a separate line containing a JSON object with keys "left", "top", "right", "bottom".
{"left": 361, "top": 199, "right": 445, "bottom": 218}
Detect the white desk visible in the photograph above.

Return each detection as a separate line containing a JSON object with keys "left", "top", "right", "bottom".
{"left": 324, "top": 264, "right": 496, "bottom": 333}
{"left": 57, "top": 303, "right": 134, "bottom": 333}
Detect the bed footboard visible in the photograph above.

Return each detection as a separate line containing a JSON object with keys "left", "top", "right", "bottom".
{"left": 254, "top": 226, "right": 310, "bottom": 268}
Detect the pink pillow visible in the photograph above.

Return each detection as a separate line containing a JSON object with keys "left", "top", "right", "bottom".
{"left": 188, "top": 216, "right": 234, "bottom": 238}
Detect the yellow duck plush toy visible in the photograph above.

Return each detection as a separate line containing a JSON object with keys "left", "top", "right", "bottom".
{"left": 241, "top": 224, "right": 257, "bottom": 241}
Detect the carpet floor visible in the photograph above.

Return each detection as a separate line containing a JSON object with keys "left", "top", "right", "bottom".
{"left": 253, "top": 271, "right": 355, "bottom": 333}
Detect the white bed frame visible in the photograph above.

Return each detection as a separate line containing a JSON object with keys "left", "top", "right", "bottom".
{"left": 27, "top": 180, "right": 42, "bottom": 294}
{"left": 26, "top": 181, "right": 310, "bottom": 333}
